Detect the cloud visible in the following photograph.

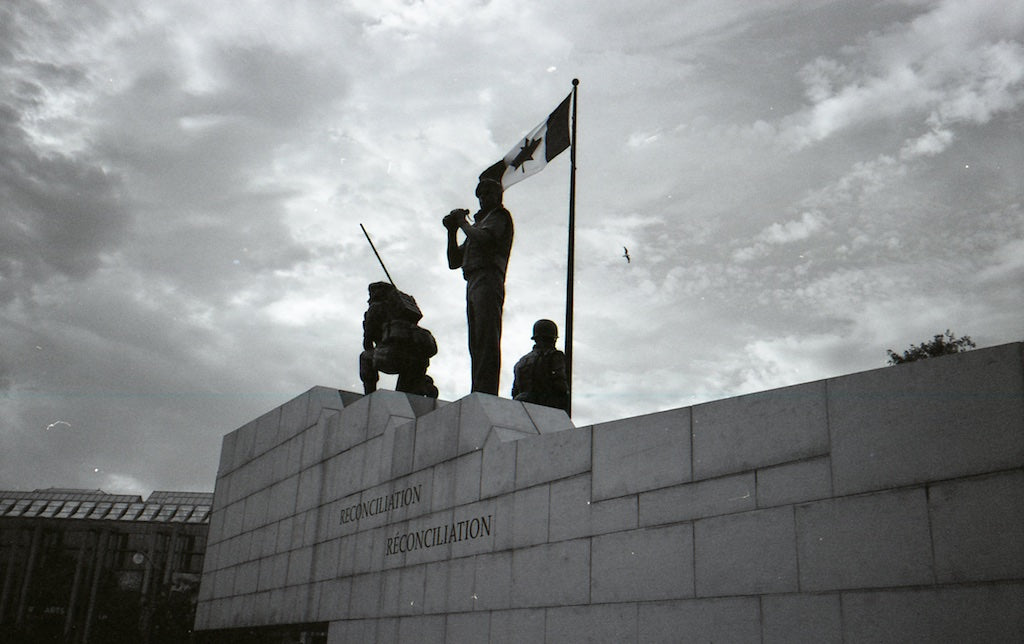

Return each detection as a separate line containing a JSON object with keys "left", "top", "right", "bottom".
{"left": 781, "top": 0, "right": 1024, "bottom": 148}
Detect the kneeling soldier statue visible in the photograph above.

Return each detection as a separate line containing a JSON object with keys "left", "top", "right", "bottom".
{"left": 511, "top": 319, "right": 568, "bottom": 411}
{"left": 360, "top": 282, "right": 439, "bottom": 398}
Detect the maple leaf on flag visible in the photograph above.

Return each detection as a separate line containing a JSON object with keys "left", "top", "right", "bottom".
{"left": 479, "top": 92, "right": 572, "bottom": 190}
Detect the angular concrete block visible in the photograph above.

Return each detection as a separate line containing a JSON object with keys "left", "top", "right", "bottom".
{"left": 306, "top": 386, "right": 353, "bottom": 429}
{"left": 489, "top": 608, "right": 546, "bottom": 644}
{"left": 431, "top": 459, "right": 456, "bottom": 512}
{"left": 334, "top": 394, "right": 370, "bottom": 455}
{"left": 591, "top": 524, "right": 694, "bottom": 602}
{"left": 446, "top": 556, "right": 477, "bottom": 613}
{"left": 757, "top": 456, "right": 832, "bottom": 507}
{"left": 546, "top": 604, "right": 638, "bottom": 643}
{"left": 348, "top": 572, "right": 382, "bottom": 618}
{"left": 549, "top": 475, "right": 637, "bottom": 542}
{"left": 929, "top": 470, "right": 1024, "bottom": 583}
{"left": 480, "top": 434, "right": 517, "bottom": 499}
{"left": 473, "top": 551, "right": 512, "bottom": 611}
{"left": 451, "top": 500, "right": 498, "bottom": 558}
{"left": 252, "top": 407, "right": 283, "bottom": 459}
{"left": 639, "top": 473, "right": 755, "bottom": 527}
{"left": 368, "top": 390, "right": 417, "bottom": 439}
{"left": 317, "top": 577, "right": 351, "bottom": 622}
{"left": 361, "top": 436, "right": 386, "bottom": 489}
{"left": 313, "top": 540, "right": 340, "bottom": 583}
{"left": 693, "top": 381, "right": 828, "bottom": 480}
{"left": 286, "top": 545, "right": 314, "bottom": 586}
{"left": 842, "top": 583, "right": 1024, "bottom": 643}
{"left": 508, "top": 484, "right": 549, "bottom": 549}
{"left": 242, "top": 488, "right": 270, "bottom": 533}
{"left": 454, "top": 451, "right": 482, "bottom": 506}
{"left": 397, "top": 615, "right": 445, "bottom": 642}
{"left": 389, "top": 420, "right": 417, "bottom": 478}
{"left": 592, "top": 407, "right": 691, "bottom": 501}
{"left": 446, "top": 612, "right": 491, "bottom": 641}
{"left": 279, "top": 389, "right": 309, "bottom": 443}
{"left": 511, "top": 540, "right": 590, "bottom": 608}
{"left": 828, "top": 343, "right": 1024, "bottom": 496}
{"left": 218, "top": 431, "right": 238, "bottom": 476}
{"left": 294, "top": 467, "right": 319, "bottom": 513}
{"left": 397, "top": 564, "right": 426, "bottom": 615}
{"left": 796, "top": 488, "right": 933, "bottom": 591}
{"left": 638, "top": 597, "right": 760, "bottom": 643}
{"left": 762, "top": 593, "right": 841, "bottom": 644}
{"left": 273, "top": 433, "right": 304, "bottom": 482}
{"left": 402, "top": 510, "right": 456, "bottom": 568}
{"left": 515, "top": 426, "right": 591, "bottom": 490}
{"left": 413, "top": 401, "right": 462, "bottom": 471}
{"left": 695, "top": 506, "right": 798, "bottom": 597}
{"left": 459, "top": 395, "right": 538, "bottom": 456}
{"left": 521, "top": 400, "right": 575, "bottom": 434}
{"left": 422, "top": 560, "right": 448, "bottom": 614}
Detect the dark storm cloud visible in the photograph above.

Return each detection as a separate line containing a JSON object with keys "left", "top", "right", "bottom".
{"left": 0, "top": 104, "right": 130, "bottom": 303}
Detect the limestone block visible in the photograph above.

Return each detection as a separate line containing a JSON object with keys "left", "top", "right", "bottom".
{"left": 549, "top": 475, "right": 637, "bottom": 542}
{"left": 218, "top": 431, "right": 237, "bottom": 476}
{"left": 451, "top": 500, "right": 498, "bottom": 557}
{"left": 446, "top": 612, "right": 490, "bottom": 642}
{"left": 521, "top": 400, "right": 575, "bottom": 433}
{"left": 388, "top": 420, "right": 416, "bottom": 479}
{"left": 336, "top": 533, "right": 357, "bottom": 577}
{"left": 510, "top": 540, "right": 590, "bottom": 608}
{"left": 207, "top": 507, "right": 226, "bottom": 546}
{"left": 252, "top": 407, "right": 283, "bottom": 460}
{"left": 841, "top": 583, "right": 1024, "bottom": 643}
{"left": 242, "top": 489, "right": 269, "bottom": 532}
{"left": 397, "top": 615, "right": 445, "bottom": 642}
{"left": 638, "top": 597, "right": 760, "bottom": 643}
{"left": 213, "top": 566, "right": 235, "bottom": 598}
{"left": 592, "top": 407, "right": 691, "bottom": 501}
{"left": 323, "top": 447, "right": 365, "bottom": 504}
{"left": 397, "top": 564, "right": 426, "bottom": 616}
{"left": 828, "top": 342, "right": 1024, "bottom": 496}
{"left": 431, "top": 460, "right": 456, "bottom": 512}
{"left": 639, "top": 472, "right": 755, "bottom": 527}
{"left": 489, "top": 609, "right": 545, "bottom": 644}
{"left": 273, "top": 433, "right": 304, "bottom": 482}
{"left": 286, "top": 545, "right": 314, "bottom": 586}
{"left": 413, "top": 400, "right": 462, "bottom": 471}
{"left": 294, "top": 467, "right": 319, "bottom": 513}
{"left": 757, "top": 456, "right": 832, "bottom": 507}
{"left": 693, "top": 381, "right": 828, "bottom": 480}
{"left": 306, "top": 386, "right": 352, "bottom": 430}
{"left": 402, "top": 510, "right": 456, "bottom": 568}
{"left": 480, "top": 434, "right": 517, "bottom": 499}
{"left": 230, "top": 420, "right": 256, "bottom": 472}
{"left": 509, "top": 484, "right": 549, "bottom": 549}
{"left": 333, "top": 394, "right": 370, "bottom": 457}
{"left": 301, "top": 415, "right": 326, "bottom": 469}
{"left": 313, "top": 540, "right": 340, "bottom": 583}
{"left": 695, "top": 506, "right": 798, "bottom": 597}
{"left": 446, "top": 556, "right": 477, "bottom": 613}
{"left": 256, "top": 553, "right": 281, "bottom": 591}
{"left": 348, "top": 572, "right": 382, "bottom": 618}
{"left": 591, "top": 524, "right": 694, "bottom": 603}
{"left": 422, "top": 560, "right": 448, "bottom": 614}
{"left": 317, "top": 577, "right": 352, "bottom": 622}
{"left": 458, "top": 394, "right": 539, "bottom": 455}
{"left": 515, "top": 425, "right": 591, "bottom": 490}
{"left": 796, "top": 488, "right": 933, "bottom": 591}
{"left": 454, "top": 450, "right": 482, "bottom": 506}
{"left": 279, "top": 389, "right": 309, "bottom": 444}
{"left": 361, "top": 435, "right": 387, "bottom": 489}
{"left": 929, "top": 470, "right": 1024, "bottom": 583}
{"left": 368, "top": 390, "right": 417, "bottom": 440}
{"left": 473, "top": 551, "right": 512, "bottom": 611}
{"left": 233, "top": 560, "right": 259, "bottom": 595}
{"left": 546, "top": 604, "right": 638, "bottom": 643}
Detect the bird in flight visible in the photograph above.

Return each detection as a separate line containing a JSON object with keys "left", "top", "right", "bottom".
{"left": 623, "top": 246, "right": 631, "bottom": 263}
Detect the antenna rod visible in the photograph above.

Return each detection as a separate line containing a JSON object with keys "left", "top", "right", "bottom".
{"left": 360, "top": 223, "right": 397, "bottom": 287}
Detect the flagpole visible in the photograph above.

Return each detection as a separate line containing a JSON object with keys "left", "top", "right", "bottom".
{"left": 565, "top": 78, "right": 579, "bottom": 417}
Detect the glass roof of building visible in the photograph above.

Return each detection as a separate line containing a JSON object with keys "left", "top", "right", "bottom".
{"left": 0, "top": 489, "right": 213, "bottom": 524}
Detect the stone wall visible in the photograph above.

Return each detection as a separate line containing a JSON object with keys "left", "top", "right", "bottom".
{"left": 195, "top": 343, "right": 1024, "bottom": 642}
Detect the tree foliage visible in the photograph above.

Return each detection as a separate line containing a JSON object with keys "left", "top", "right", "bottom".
{"left": 886, "top": 330, "right": 976, "bottom": 365}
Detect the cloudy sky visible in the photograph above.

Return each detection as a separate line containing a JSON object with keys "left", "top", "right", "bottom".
{"left": 2, "top": 0, "right": 1022, "bottom": 496}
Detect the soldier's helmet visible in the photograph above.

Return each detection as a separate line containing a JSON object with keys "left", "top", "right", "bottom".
{"left": 531, "top": 319, "right": 558, "bottom": 341}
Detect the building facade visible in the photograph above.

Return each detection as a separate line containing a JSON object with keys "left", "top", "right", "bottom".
{"left": 0, "top": 488, "right": 212, "bottom": 643}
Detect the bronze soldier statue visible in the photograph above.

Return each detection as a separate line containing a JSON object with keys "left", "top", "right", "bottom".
{"left": 359, "top": 281, "right": 439, "bottom": 398}
{"left": 443, "top": 178, "right": 514, "bottom": 395}
{"left": 511, "top": 319, "right": 568, "bottom": 411}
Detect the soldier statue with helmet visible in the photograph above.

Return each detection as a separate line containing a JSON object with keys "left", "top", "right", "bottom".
{"left": 511, "top": 319, "right": 568, "bottom": 412}
{"left": 359, "top": 281, "right": 439, "bottom": 398}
